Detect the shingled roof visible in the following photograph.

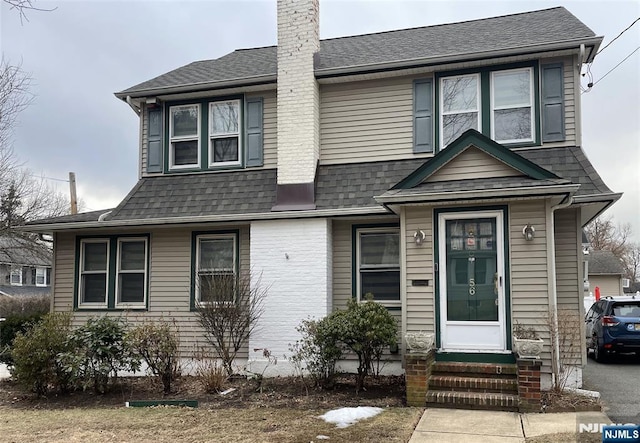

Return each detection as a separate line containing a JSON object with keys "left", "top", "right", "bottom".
{"left": 26, "top": 144, "right": 611, "bottom": 226}
{"left": 588, "top": 250, "right": 625, "bottom": 275}
{"left": 118, "top": 6, "right": 598, "bottom": 97}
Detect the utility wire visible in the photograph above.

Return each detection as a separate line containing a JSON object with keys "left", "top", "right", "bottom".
{"left": 591, "top": 45, "right": 640, "bottom": 88}
{"left": 597, "top": 17, "right": 640, "bottom": 55}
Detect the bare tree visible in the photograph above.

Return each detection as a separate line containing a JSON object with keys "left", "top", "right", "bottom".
{"left": 3, "top": 0, "right": 56, "bottom": 23}
{"left": 623, "top": 242, "right": 640, "bottom": 283}
{"left": 0, "top": 59, "right": 70, "bottom": 260}
{"left": 584, "top": 215, "right": 632, "bottom": 257}
{"left": 195, "top": 271, "right": 268, "bottom": 376}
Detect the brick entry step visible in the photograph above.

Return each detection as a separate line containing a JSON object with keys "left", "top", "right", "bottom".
{"left": 426, "top": 361, "right": 519, "bottom": 412}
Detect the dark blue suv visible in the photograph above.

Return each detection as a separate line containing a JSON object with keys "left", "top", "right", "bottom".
{"left": 585, "top": 296, "right": 640, "bottom": 362}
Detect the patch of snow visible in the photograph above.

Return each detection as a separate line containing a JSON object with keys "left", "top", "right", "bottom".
{"left": 319, "top": 406, "right": 384, "bottom": 428}
{"left": 315, "top": 436, "right": 330, "bottom": 440}
{"left": 0, "top": 364, "right": 10, "bottom": 379}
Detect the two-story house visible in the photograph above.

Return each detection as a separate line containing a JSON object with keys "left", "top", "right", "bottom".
{"left": 26, "top": 2, "right": 620, "bottom": 407}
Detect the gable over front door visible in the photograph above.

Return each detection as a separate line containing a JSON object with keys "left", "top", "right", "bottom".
{"left": 436, "top": 209, "right": 508, "bottom": 352}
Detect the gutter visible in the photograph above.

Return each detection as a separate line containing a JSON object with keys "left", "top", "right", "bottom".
{"left": 315, "top": 37, "right": 602, "bottom": 78}
{"left": 375, "top": 184, "right": 580, "bottom": 205}
{"left": 21, "top": 206, "right": 391, "bottom": 233}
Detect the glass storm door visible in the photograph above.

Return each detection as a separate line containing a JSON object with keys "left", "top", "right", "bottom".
{"left": 438, "top": 211, "right": 506, "bottom": 351}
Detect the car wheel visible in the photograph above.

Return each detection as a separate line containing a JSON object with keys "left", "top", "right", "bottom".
{"left": 593, "top": 335, "right": 606, "bottom": 363}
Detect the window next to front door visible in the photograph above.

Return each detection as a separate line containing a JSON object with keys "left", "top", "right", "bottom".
{"left": 355, "top": 226, "right": 400, "bottom": 306}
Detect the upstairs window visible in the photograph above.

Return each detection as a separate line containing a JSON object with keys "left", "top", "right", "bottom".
{"left": 209, "top": 100, "right": 241, "bottom": 166}
{"left": 429, "top": 63, "right": 543, "bottom": 150}
{"left": 491, "top": 68, "right": 534, "bottom": 143}
{"left": 440, "top": 74, "right": 480, "bottom": 147}
{"left": 356, "top": 227, "right": 400, "bottom": 305}
{"left": 169, "top": 104, "right": 200, "bottom": 169}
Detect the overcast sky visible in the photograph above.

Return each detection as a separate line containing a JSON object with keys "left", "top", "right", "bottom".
{"left": 1, "top": 0, "right": 639, "bottom": 235}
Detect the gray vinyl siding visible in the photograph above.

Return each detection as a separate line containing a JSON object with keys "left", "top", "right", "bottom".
{"left": 140, "top": 92, "right": 276, "bottom": 177}
{"left": 509, "top": 200, "right": 552, "bottom": 373}
{"left": 331, "top": 218, "right": 402, "bottom": 360}
{"left": 553, "top": 207, "right": 585, "bottom": 366}
{"left": 320, "top": 77, "right": 418, "bottom": 164}
{"left": 404, "top": 207, "right": 435, "bottom": 336}
{"left": 53, "top": 227, "right": 250, "bottom": 360}
{"left": 319, "top": 56, "right": 577, "bottom": 164}
{"left": 426, "top": 147, "right": 523, "bottom": 182}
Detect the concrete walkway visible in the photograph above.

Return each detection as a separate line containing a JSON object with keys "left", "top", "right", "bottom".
{"left": 409, "top": 408, "right": 611, "bottom": 442}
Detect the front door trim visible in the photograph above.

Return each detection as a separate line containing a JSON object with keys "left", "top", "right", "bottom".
{"left": 433, "top": 205, "right": 512, "bottom": 351}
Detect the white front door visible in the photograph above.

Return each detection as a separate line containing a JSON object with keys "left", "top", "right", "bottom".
{"left": 438, "top": 210, "right": 507, "bottom": 351}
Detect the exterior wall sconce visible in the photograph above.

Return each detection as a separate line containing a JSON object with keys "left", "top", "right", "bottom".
{"left": 414, "top": 229, "right": 426, "bottom": 245}
{"left": 522, "top": 224, "right": 536, "bottom": 241}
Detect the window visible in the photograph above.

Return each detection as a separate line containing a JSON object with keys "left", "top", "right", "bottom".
{"left": 77, "top": 236, "right": 149, "bottom": 309}
{"left": 209, "top": 100, "right": 241, "bottom": 166}
{"left": 116, "top": 238, "right": 147, "bottom": 306}
{"left": 79, "top": 240, "right": 109, "bottom": 306}
{"left": 440, "top": 74, "right": 480, "bottom": 147}
{"left": 169, "top": 104, "right": 200, "bottom": 169}
{"left": 195, "top": 233, "right": 237, "bottom": 304}
{"left": 35, "top": 267, "right": 51, "bottom": 287}
{"left": 10, "top": 267, "right": 22, "bottom": 286}
{"left": 356, "top": 228, "right": 400, "bottom": 304}
{"left": 433, "top": 63, "right": 541, "bottom": 149}
{"left": 491, "top": 68, "right": 534, "bottom": 143}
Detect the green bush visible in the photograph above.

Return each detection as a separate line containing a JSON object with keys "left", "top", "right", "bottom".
{"left": 127, "top": 321, "right": 180, "bottom": 394}
{"left": 10, "top": 312, "right": 73, "bottom": 395}
{"left": 0, "top": 314, "right": 44, "bottom": 365}
{"left": 60, "top": 316, "right": 140, "bottom": 394}
{"left": 330, "top": 298, "right": 397, "bottom": 392}
{"left": 289, "top": 317, "right": 342, "bottom": 389}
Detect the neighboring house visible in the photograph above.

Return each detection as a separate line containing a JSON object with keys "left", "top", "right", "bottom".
{"left": 587, "top": 250, "right": 625, "bottom": 297}
{"left": 24, "top": 2, "right": 620, "bottom": 399}
{"left": 0, "top": 237, "right": 52, "bottom": 298}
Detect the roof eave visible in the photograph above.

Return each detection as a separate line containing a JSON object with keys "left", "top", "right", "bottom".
{"left": 375, "top": 184, "right": 580, "bottom": 205}
{"left": 20, "top": 206, "right": 392, "bottom": 233}
{"left": 115, "top": 74, "right": 278, "bottom": 100}
{"left": 316, "top": 37, "right": 603, "bottom": 78}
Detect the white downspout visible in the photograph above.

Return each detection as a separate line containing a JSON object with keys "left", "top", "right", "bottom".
{"left": 547, "top": 194, "right": 574, "bottom": 386}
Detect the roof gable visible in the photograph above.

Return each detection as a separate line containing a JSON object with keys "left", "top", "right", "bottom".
{"left": 391, "top": 129, "right": 560, "bottom": 190}
{"left": 425, "top": 146, "right": 525, "bottom": 183}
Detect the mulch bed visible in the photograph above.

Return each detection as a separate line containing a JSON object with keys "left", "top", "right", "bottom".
{"left": 541, "top": 389, "right": 602, "bottom": 413}
{"left": 0, "top": 374, "right": 406, "bottom": 410}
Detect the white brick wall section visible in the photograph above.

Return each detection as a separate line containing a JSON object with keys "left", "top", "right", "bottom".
{"left": 248, "top": 218, "right": 331, "bottom": 376}
{"left": 276, "top": 0, "right": 320, "bottom": 185}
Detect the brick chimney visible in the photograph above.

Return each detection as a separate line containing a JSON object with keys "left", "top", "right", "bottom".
{"left": 273, "top": 0, "right": 320, "bottom": 211}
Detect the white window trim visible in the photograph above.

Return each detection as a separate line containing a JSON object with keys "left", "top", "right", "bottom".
{"left": 169, "top": 103, "right": 201, "bottom": 170}
{"left": 195, "top": 233, "right": 237, "bottom": 305}
{"left": 115, "top": 237, "right": 148, "bottom": 309}
{"left": 35, "top": 267, "right": 50, "bottom": 287}
{"left": 78, "top": 239, "right": 110, "bottom": 308}
{"left": 356, "top": 227, "right": 401, "bottom": 307}
{"left": 208, "top": 99, "right": 242, "bottom": 167}
{"left": 490, "top": 67, "right": 535, "bottom": 144}
{"left": 439, "top": 73, "right": 481, "bottom": 148}
{"left": 10, "top": 266, "right": 22, "bottom": 286}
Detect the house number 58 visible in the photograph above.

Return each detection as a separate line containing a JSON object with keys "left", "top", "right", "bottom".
{"left": 469, "top": 278, "right": 476, "bottom": 296}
